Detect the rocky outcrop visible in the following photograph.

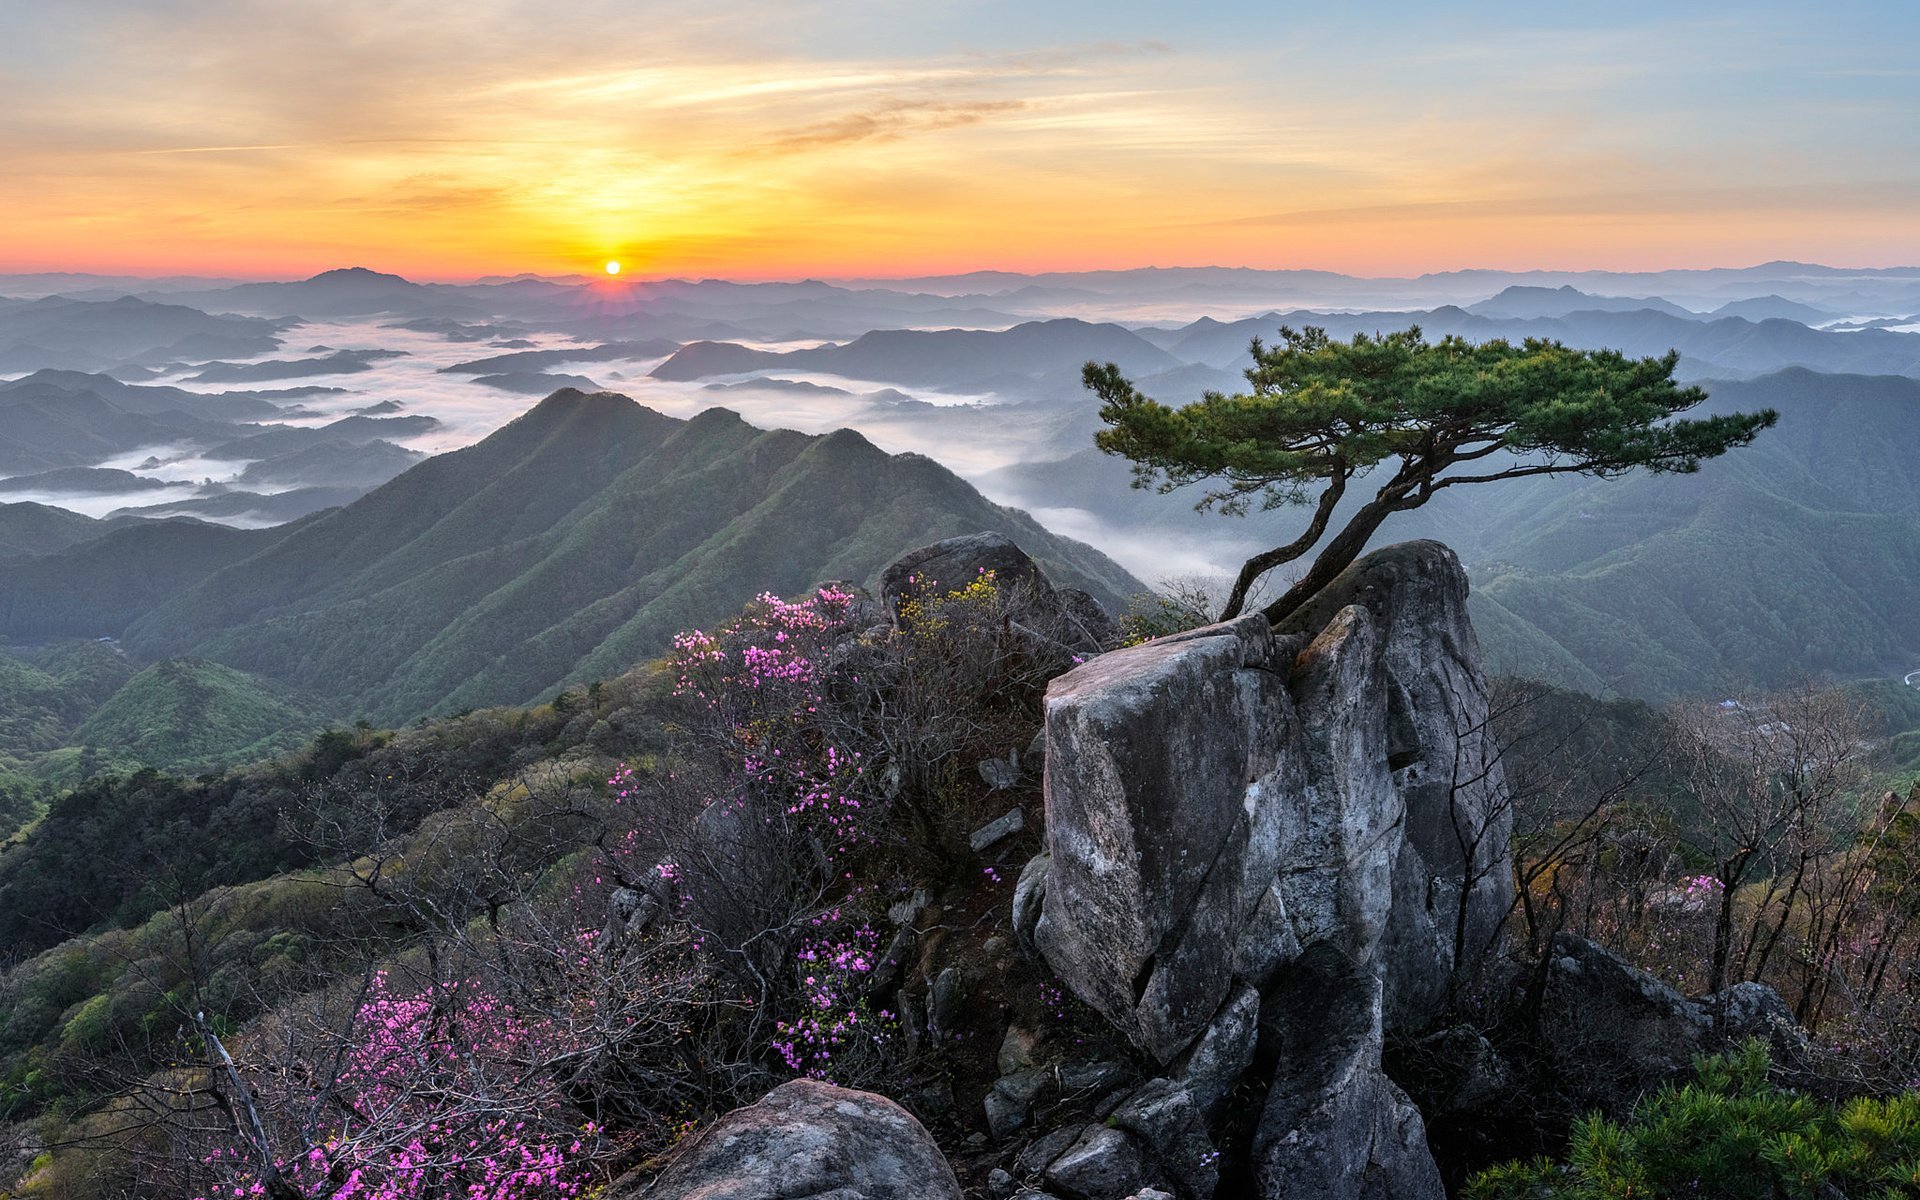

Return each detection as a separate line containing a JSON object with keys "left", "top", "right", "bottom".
{"left": 1533, "top": 934, "right": 1810, "bottom": 1111}
{"left": 1034, "top": 541, "right": 1510, "bottom": 1058}
{"left": 881, "top": 532, "right": 1114, "bottom": 650}
{"left": 882, "top": 531, "right": 1053, "bottom": 616}
{"left": 1032, "top": 540, "right": 1511, "bottom": 1198}
{"left": 1278, "top": 540, "right": 1515, "bottom": 1028}
{"left": 629, "top": 1079, "right": 962, "bottom": 1200}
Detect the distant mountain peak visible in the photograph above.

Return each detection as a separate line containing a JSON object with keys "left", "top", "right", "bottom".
{"left": 303, "top": 267, "right": 417, "bottom": 287}
{"left": 1467, "top": 285, "right": 1693, "bottom": 320}
{"left": 520, "top": 386, "right": 659, "bottom": 421}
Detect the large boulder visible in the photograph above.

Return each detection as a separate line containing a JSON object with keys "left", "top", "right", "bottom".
{"left": 881, "top": 531, "right": 1054, "bottom": 618}
{"left": 1536, "top": 933, "right": 1710, "bottom": 1085}
{"left": 1532, "top": 935, "right": 1809, "bottom": 1110}
{"left": 628, "top": 1079, "right": 962, "bottom": 1200}
{"left": 1032, "top": 612, "right": 1314, "bottom": 1063}
{"left": 1032, "top": 541, "right": 1509, "bottom": 1198}
{"left": 1034, "top": 541, "right": 1512, "bottom": 1066}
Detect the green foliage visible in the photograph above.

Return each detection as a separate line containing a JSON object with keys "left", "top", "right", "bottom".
{"left": 0, "top": 697, "right": 574, "bottom": 958}
{"left": 0, "top": 519, "right": 281, "bottom": 642}
{"left": 1466, "top": 370, "right": 1920, "bottom": 700}
{"left": 1466, "top": 1042, "right": 1920, "bottom": 1199}
{"left": 978, "top": 368, "right": 1920, "bottom": 700}
{"left": 1086, "top": 325, "right": 1774, "bottom": 621}
{"left": 1090, "top": 326, "right": 1770, "bottom": 515}
{"left": 0, "top": 651, "right": 83, "bottom": 754}
{"left": 67, "top": 658, "right": 325, "bottom": 775}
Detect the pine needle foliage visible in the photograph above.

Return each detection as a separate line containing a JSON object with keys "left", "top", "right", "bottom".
{"left": 1086, "top": 326, "right": 1777, "bottom": 623}
{"left": 1467, "top": 1041, "right": 1920, "bottom": 1199}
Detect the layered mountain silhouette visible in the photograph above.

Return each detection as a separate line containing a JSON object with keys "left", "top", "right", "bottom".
{"left": 0, "top": 296, "right": 288, "bottom": 373}
{"left": 650, "top": 318, "right": 1182, "bottom": 389}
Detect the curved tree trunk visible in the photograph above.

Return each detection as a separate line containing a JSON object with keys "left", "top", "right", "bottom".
{"left": 1216, "top": 468, "right": 1346, "bottom": 621}
{"left": 1257, "top": 496, "right": 1400, "bottom": 625}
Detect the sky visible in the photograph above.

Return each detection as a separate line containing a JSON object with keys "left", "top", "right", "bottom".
{"left": 2, "top": 0, "right": 1917, "bottom": 280}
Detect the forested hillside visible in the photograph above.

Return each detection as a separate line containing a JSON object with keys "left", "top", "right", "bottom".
{"left": 986, "top": 368, "right": 1920, "bottom": 700}
{"left": 0, "top": 390, "right": 1140, "bottom": 791}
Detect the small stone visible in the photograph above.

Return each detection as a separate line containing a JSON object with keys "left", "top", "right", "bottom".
{"left": 985, "top": 1068, "right": 1050, "bottom": 1139}
{"left": 1045, "top": 1126, "right": 1146, "bottom": 1200}
{"left": 998, "top": 1024, "right": 1044, "bottom": 1075}
{"left": 929, "top": 967, "right": 967, "bottom": 1039}
{"left": 980, "top": 752, "right": 1023, "bottom": 791}
{"left": 1056, "top": 1059, "right": 1129, "bottom": 1094}
{"left": 988, "top": 1167, "right": 1017, "bottom": 1197}
{"left": 863, "top": 924, "right": 917, "bottom": 1000}
{"left": 888, "top": 888, "right": 930, "bottom": 926}
{"left": 1017, "top": 1124, "right": 1089, "bottom": 1174}
{"left": 984, "top": 1088, "right": 1029, "bottom": 1140}
{"left": 971, "top": 806, "right": 1026, "bottom": 852}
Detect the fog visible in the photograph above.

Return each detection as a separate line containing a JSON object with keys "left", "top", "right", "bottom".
{"left": 9, "top": 262, "right": 1920, "bottom": 594}
{"left": 134, "top": 320, "right": 1077, "bottom": 482}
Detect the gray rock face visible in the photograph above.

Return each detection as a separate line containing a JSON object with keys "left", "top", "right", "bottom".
{"left": 1032, "top": 541, "right": 1507, "bottom": 1198}
{"left": 1278, "top": 540, "right": 1515, "bottom": 1028}
{"left": 1251, "top": 945, "right": 1445, "bottom": 1200}
{"left": 1035, "top": 541, "right": 1512, "bottom": 1065}
{"left": 631, "top": 1079, "right": 961, "bottom": 1199}
{"left": 1032, "top": 612, "right": 1311, "bottom": 1064}
{"left": 1176, "top": 984, "right": 1261, "bottom": 1118}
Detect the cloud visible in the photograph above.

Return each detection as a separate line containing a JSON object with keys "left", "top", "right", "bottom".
{"left": 764, "top": 99, "right": 1030, "bottom": 152}
{"left": 3, "top": 1, "right": 1918, "bottom": 276}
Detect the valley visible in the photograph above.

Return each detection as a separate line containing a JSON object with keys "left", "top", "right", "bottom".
{"left": 6, "top": 4, "right": 1920, "bottom": 1194}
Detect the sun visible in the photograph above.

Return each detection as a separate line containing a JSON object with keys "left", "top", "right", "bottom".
{"left": 604, "top": 260, "right": 621, "bottom": 275}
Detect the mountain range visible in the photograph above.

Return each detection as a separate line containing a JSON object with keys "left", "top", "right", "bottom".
{"left": 3, "top": 261, "right": 1919, "bottom": 781}
{"left": 0, "top": 388, "right": 1140, "bottom": 784}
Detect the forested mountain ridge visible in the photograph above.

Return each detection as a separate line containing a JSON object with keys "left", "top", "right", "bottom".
{"left": 1, "top": 390, "right": 1140, "bottom": 739}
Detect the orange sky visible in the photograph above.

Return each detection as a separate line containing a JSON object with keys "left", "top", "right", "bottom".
{"left": 4, "top": 1, "right": 1918, "bottom": 281}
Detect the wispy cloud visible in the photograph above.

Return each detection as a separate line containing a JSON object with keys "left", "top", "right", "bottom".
{"left": 763, "top": 99, "right": 1030, "bottom": 152}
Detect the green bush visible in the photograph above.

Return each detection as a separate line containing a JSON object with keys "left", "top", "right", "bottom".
{"left": 1467, "top": 1042, "right": 1920, "bottom": 1199}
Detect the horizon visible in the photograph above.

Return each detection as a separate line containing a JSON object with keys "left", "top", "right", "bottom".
{"left": 6, "top": 1, "right": 1918, "bottom": 279}
{"left": 11, "top": 258, "right": 1920, "bottom": 291}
